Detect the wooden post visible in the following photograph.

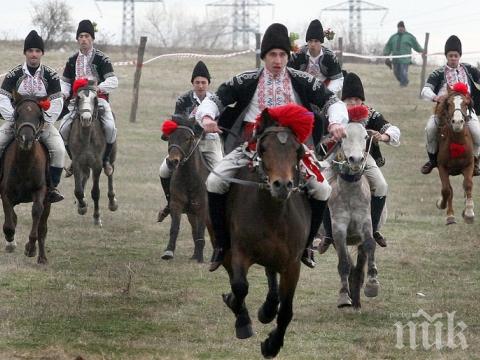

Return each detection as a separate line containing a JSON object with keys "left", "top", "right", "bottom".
{"left": 419, "top": 32, "right": 429, "bottom": 99}
{"left": 338, "top": 37, "right": 343, "bottom": 67}
{"left": 129, "top": 36, "right": 148, "bottom": 123}
{"left": 255, "top": 32, "right": 261, "bottom": 68}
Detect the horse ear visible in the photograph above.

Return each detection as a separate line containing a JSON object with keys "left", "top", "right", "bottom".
{"left": 12, "top": 90, "right": 22, "bottom": 104}
{"left": 88, "top": 79, "right": 96, "bottom": 87}
{"left": 256, "top": 108, "right": 275, "bottom": 137}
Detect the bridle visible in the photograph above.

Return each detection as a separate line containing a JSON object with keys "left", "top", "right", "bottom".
{"left": 13, "top": 98, "right": 44, "bottom": 141}
{"left": 75, "top": 87, "right": 99, "bottom": 124}
{"left": 332, "top": 133, "right": 373, "bottom": 182}
{"left": 168, "top": 125, "right": 203, "bottom": 165}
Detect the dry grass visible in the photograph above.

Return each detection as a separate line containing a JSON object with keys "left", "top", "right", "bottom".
{"left": 0, "top": 43, "right": 479, "bottom": 359}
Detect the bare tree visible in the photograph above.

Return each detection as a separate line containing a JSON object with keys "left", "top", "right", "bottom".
{"left": 31, "top": 0, "right": 74, "bottom": 49}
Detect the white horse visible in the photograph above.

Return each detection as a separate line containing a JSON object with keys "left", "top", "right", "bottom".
{"left": 328, "top": 122, "right": 380, "bottom": 309}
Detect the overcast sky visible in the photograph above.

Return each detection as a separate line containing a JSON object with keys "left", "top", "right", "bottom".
{"left": 1, "top": 0, "right": 479, "bottom": 62}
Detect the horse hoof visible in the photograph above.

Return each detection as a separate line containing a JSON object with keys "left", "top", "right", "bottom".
{"left": 37, "top": 257, "right": 48, "bottom": 265}
{"left": 24, "top": 244, "right": 36, "bottom": 257}
{"left": 235, "top": 323, "right": 254, "bottom": 339}
{"left": 109, "top": 199, "right": 118, "bottom": 212}
{"left": 436, "top": 199, "right": 445, "bottom": 209}
{"left": 261, "top": 331, "right": 282, "bottom": 359}
{"left": 94, "top": 218, "right": 103, "bottom": 227}
{"left": 78, "top": 206, "right": 88, "bottom": 216}
{"left": 5, "top": 240, "right": 16, "bottom": 253}
{"left": 446, "top": 216, "right": 456, "bottom": 225}
{"left": 462, "top": 209, "right": 475, "bottom": 224}
{"left": 337, "top": 292, "right": 353, "bottom": 308}
{"left": 258, "top": 302, "right": 278, "bottom": 324}
{"left": 161, "top": 250, "right": 174, "bottom": 260}
{"left": 364, "top": 278, "right": 379, "bottom": 298}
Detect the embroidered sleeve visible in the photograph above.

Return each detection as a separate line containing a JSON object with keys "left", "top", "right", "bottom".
{"left": 0, "top": 65, "right": 21, "bottom": 98}
{"left": 322, "top": 49, "right": 343, "bottom": 79}
{"left": 174, "top": 92, "right": 190, "bottom": 116}
{"left": 287, "top": 51, "right": 304, "bottom": 70}
{"left": 45, "top": 66, "right": 62, "bottom": 97}
{"left": 0, "top": 93, "right": 14, "bottom": 121}
{"left": 61, "top": 57, "right": 75, "bottom": 84}
{"left": 368, "top": 108, "right": 401, "bottom": 146}
{"left": 425, "top": 68, "right": 443, "bottom": 93}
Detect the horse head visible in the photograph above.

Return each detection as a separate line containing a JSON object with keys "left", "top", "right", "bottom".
{"left": 161, "top": 115, "right": 203, "bottom": 170}
{"left": 341, "top": 122, "right": 368, "bottom": 173}
{"left": 75, "top": 79, "right": 98, "bottom": 128}
{"left": 255, "top": 105, "right": 310, "bottom": 201}
{"left": 13, "top": 92, "right": 44, "bottom": 151}
{"left": 438, "top": 83, "right": 471, "bottom": 133}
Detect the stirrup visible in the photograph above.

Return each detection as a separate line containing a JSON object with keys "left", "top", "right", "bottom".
{"left": 64, "top": 165, "right": 73, "bottom": 178}
{"left": 373, "top": 231, "right": 387, "bottom": 247}
{"left": 209, "top": 248, "right": 225, "bottom": 272}
{"left": 48, "top": 188, "right": 64, "bottom": 203}
{"left": 318, "top": 236, "right": 333, "bottom": 254}
{"left": 301, "top": 247, "right": 316, "bottom": 268}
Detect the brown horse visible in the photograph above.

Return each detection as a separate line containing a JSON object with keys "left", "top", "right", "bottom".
{"left": 435, "top": 84, "right": 474, "bottom": 225}
{"left": 159, "top": 115, "right": 209, "bottom": 262}
{"left": 69, "top": 81, "right": 118, "bottom": 226}
{"left": 0, "top": 95, "right": 50, "bottom": 264}
{"left": 220, "top": 108, "right": 310, "bottom": 358}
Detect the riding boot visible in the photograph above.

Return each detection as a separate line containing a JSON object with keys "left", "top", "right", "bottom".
{"left": 318, "top": 206, "right": 334, "bottom": 254}
{"left": 474, "top": 156, "right": 480, "bottom": 176}
{"left": 157, "top": 177, "right": 171, "bottom": 222}
{"left": 208, "top": 191, "right": 230, "bottom": 272}
{"left": 371, "top": 196, "right": 387, "bottom": 247}
{"left": 103, "top": 142, "right": 114, "bottom": 176}
{"left": 48, "top": 166, "right": 64, "bottom": 203}
{"left": 421, "top": 152, "right": 437, "bottom": 175}
{"left": 64, "top": 145, "right": 73, "bottom": 178}
{"left": 301, "top": 198, "right": 328, "bottom": 268}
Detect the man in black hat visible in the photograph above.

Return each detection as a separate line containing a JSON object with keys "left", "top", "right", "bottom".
{"left": 288, "top": 19, "right": 343, "bottom": 94}
{"left": 383, "top": 21, "right": 424, "bottom": 87}
{"left": 59, "top": 19, "right": 118, "bottom": 177}
{"left": 157, "top": 61, "right": 223, "bottom": 222}
{"left": 318, "top": 72, "right": 401, "bottom": 253}
{"left": 195, "top": 23, "right": 349, "bottom": 271}
{"left": 0, "top": 30, "right": 66, "bottom": 203}
{"left": 420, "top": 35, "right": 480, "bottom": 176}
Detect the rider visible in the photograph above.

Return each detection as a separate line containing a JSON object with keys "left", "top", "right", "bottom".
{"left": 318, "top": 72, "right": 401, "bottom": 253}
{"left": 0, "top": 30, "right": 65, "bottom": 203}
{"left": 59, "top": 19, "right": 119, "bottom": 177}
{"left": 420, "top": 35, "right": 480, "bottom": 176}
{"left": 157, "top": 61, "right": 223, "bottom": 222}
{"left": 288, "top": 19, "right": 344, "bottom": 94}
{"left": 196, "top": 23, "right": 348, "bottom": 271}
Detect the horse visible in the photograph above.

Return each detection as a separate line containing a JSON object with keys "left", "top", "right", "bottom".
{"left": 328, "top": 121, "right": 379, "bottom": 309}
{"left": 220, "top": 107, "right": 311, "bottom": 358}
{"left": 159, "top": 115, "right": 209, "bottom": 262}
{"left": 0, "top": 94, "right": 51, "bottom": 264}
{"left": 435, "top": 84, "right": 474, "bottom": 225}
{"left": 68, "top": 80, "right": 118, "bottom": 226}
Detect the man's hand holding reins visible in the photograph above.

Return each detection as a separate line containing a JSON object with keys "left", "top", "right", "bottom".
{"left": 329, "top": 123, "right": 346, "bottom": 141}
{"left": 202, "top": 116, "right": 222, "bottom": 133}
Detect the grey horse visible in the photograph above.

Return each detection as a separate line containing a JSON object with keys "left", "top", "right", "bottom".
{"left": 68, "top": 82, "right": 118, "bottom": 226}
{"left": 328, "top": 122, "right": 380, "bottom": 309}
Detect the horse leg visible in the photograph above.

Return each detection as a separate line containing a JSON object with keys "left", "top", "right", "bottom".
{"left": 107, "top": 171, "right": 118, "bottom": 211}
{"left": 186, "top": 213, "right": 205, "bottom": 263}
{"left": 258, "top": 267, "right": 279, "bottom": 324}
{"left": 222, "top": 255, "right": 253, "bottom": 339}
{"left": 161, "top": 210, "right": 181, "bottom": 260}
{"left": 36, "top": 200, "right": 51, "bottom": 264}
{"left": 25, "top": 191, "right": 45, "bottom": 259}
{"left": 436, "top": 167, "right": 455, "bottom": 224}
{"left": 2, "top": 196, "right": 17, "bottom": 252}
{"left": 349, "top": 244, "right": 367, "bottom": 309}
{"left": 363, "top": 225, "right": 379, "bottom": 298}
{"left": 74, "top": 168, "right": 88, "bottom": 215}
{"left": 462, "top": 169, "right": 474, "bottom": 223}
{"left": 333, "top": 224, "right": 352, "bottom": 308}
{"left": 261, "top": 261, "right": 300, "bottom": 359}
{"left": 91, "top": 168, "right": 102, "bottom": 226}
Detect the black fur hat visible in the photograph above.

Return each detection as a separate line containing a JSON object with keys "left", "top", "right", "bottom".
{"left": 261, "top": 23, "right": 290, "bottom": 59}
{"left": 397, "top": 21, "right": 405, "bottom": 28}
{"left": 341, "top": 72, "right": 365, "bottom": 101}
{"left": 306, "top": 20, "right": 324, "bottom": 42}
{"left": 191, "top": 61, "right": 211, "bottom": 83}
{"left": 76, "top": 19, "right": 95, "bottom": 39}
{"left": 444, "top": 35, "right": 462, "bottom": 56}
{"left": 24, "top": 30, "right": 44, "bottom": 54}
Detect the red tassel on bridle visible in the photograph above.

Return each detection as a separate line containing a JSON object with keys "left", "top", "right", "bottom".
{"left": 161, "top": 120, "right": 178, "bottom": 136}
{"left": 348, "top": 105, "right": 369, "bottom": 123}
{"left": 37, "top": 98, "right": 50, "bottom": 111}
{"left": 73, "top": 78, "right": 89, "bottom": 96}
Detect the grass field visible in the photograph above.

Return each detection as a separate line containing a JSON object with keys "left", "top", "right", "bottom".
{"left": 0, "top": 42, "right": 479, "bottom": 359}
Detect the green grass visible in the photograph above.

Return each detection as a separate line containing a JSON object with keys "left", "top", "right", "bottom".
{"left": 0, "top": 42, "right": 479, "bottom": 359}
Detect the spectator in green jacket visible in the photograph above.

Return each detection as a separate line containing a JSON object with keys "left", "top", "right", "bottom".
{"left": 383, "top": 21, "right": 424, "bottom": 87}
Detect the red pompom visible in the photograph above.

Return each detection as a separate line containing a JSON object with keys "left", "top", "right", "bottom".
{"left": 37, "top": 98, "right": 50, "bottom": 111}
{"left": 73, "top": 78, "right": 89, "bottom": 96}
{"left": 161, "top": 120, "right": 178, "bottom": 136}
{"left": 348, "top": 104, "right": 369, "bottom": 123}
{"left": 261, "top": 104, "right": 314, "bottom": 143}
{"left": 452, "top": 82, "right": 469, "bottom": 96}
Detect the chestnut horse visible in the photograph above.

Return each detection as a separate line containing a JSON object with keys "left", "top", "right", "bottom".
{"left": 435, "top": 84, "right": 474, "bottom": 225}
{"left": 220, "top": 108, "right": 311, "bottom": 358}
{"left": 0, "top": 95, "right": 50, "bottom": 263}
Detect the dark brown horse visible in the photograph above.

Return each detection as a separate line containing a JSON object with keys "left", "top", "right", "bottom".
{"left": 435, "top": 84, "right": 474, "bottom": 225}
{"left": 0, "top": 95, "right": 50, "bottom": 263}
{"left": 160, "top": 115, "right": 209, "bottom": 262}
{"left": 69, "top": 81, "right": 118, "bottom": 226}
{"left": 220, "top": 109, "right": 310, "bottom": 358}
